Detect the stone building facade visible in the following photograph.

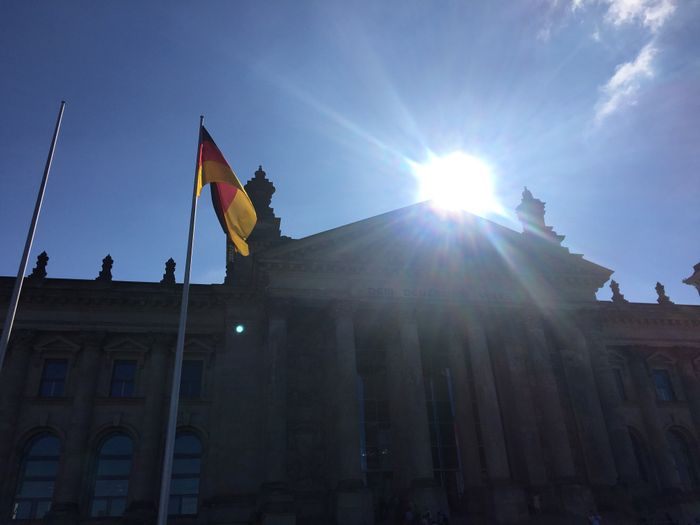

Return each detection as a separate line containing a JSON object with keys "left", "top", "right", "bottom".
{"left": 1, "top": 167, "right": 700, "bottom": 525}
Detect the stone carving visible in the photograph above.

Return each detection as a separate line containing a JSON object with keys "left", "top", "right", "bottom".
{"left": 515, "top": 187, "right": 565, "bottom": 245}
{"left": 655, "top": 282, "right": 673, "bottom": 305}
{"left": 29, "top": 251, "right": 49, "bottom": 280}
{"left": 683, "top": 262, "right": 700, "bottom": 297}
{"left": 161, "top": 258, "right": 176, "bottom": 284}
{"left": 610, "top": 280, "right": 628, "bottom": 303}
{"left": 96, "top": 254, "right": 113, "bottom": 282}
{"left": 244, "top": 165, "right": 276, "bottom": 220}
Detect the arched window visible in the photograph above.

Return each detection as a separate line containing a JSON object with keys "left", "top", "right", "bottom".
{"left": 12, "top": 433, "right": 60, "bottom": 520}
{"left": 169, "top": 433, "right": 202, "bottom": 515}
{"left": 90, "top": 433, "right": 133, "bottom": 517}
{"left": 668, "top": 428, "right": 698, "bottom": 486}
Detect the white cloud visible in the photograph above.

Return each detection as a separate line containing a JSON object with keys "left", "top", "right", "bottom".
{"left": 571, "top": 0, "right": 676, "bottom": 31}
{"left": 604, "top": 0, "right": 676, "bottom": 31}
{"left": 594, "top": 42, "right": 657, "bottom": 122}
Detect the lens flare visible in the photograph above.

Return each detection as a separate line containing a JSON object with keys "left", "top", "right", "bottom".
{"left": 411, "top": 152, "right": 501, "bottom": 215}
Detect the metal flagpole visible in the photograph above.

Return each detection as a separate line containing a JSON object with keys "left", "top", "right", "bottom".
{"left": 0, "top": 100, "right": 66, "bottom": 373}
{"left": 156, "top": 115, "right": 204, "bottom": 525}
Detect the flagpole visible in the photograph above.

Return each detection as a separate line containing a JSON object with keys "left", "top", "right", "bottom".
{"left": 156, "top": 115, "right": 204, "bottom": 525}
{"left": 0, "top": 100, "right": 66, "bottom": 373}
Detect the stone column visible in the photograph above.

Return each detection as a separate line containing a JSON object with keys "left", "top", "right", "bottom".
{"left": 628, "top": 352, "right": 680, "bottom": 489}
{"left": 332, "top": 303, "right": 373, "bottom": 525}
{"left": 51, "top": 333, "right": 103, "bottom": 522}
{"left": 495, "top": 313, "right": 547, "bottom": 487}
{"left": 126, "top": 336, "right": 170, "bottom": 521}
{"left": 464, "top": 309, "right": 509, "bottom": 481}
{"left": 556, "top": 322, "right": 617, "bottom": 487}
{"left": 0, "top": 331, "right": 34, "bottom": 512}
{"left": 522, "top": 313, "right": 576, "bottom": 481}
{"left": 587, "top": 333, "right": 639, "bottom": 485}
{"left": 261, "top": 311, "right": 295, "bottom": 525}
{"left": 464, "top": 308, "right": 526, "bottom": 523}
{"left": 678, "top": 358, "right": 700, "bottom": 439}
{"left": 386, "top": 308, "right": 447, "bottom": 516}
{"left": 446, "top": 320, "right": 482, "bottom": 490}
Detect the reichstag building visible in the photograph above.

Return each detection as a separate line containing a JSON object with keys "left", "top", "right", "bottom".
{"left": 1, "top": 166, "right": 700, "bottom": 525}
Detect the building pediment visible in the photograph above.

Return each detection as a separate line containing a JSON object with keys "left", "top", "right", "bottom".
{"left": 259, "top": 202, "right": 612, "bottom": 302}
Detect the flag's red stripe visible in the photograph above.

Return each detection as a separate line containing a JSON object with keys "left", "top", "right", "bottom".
{"left": 200, "top": 140, "right": 228, "bottom": 166}
{"left": 210, "top": 181, "right": 238, "bottom": 236}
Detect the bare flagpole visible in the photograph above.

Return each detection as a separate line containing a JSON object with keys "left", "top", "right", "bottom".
{"left": 156, "top": 115, "right": 204, "bottom": 525}
{"left": 0, "top": 100, "right": 66, "bottom": 373}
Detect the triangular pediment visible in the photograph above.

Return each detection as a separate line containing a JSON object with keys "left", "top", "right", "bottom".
{"left": 260, "top": 202, "right": 612, "bottom": 291}
{"left": 104, "top": 337, "right": 149, "bottom": 353}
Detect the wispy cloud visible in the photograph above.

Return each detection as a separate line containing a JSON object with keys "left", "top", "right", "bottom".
{"left": 594, "top": 42, "right": 657, "bottom": 123}
{"left": 539, "top": 0, "right": 676, "bottom": 123}
{"left": 604, "top": 0, "right": 676, "bottom": 31}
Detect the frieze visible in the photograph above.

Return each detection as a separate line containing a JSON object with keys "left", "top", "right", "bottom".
{"left": 603, "top": 317, "right": 700, "bottom": 327}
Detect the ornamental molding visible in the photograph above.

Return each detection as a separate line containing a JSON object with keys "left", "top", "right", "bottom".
{"left": 602, "top": 316, "right": 700, "bottom": 328}
{"left": 0, "top": 280, "right": 260, "bottom": 310}
{"left": 34, "top": 334, "right": 81, "bottom": 352}
{"left": 104, "top": 336, "right": 150, "bottom": 353}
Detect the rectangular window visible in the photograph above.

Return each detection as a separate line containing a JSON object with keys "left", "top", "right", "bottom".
{"left": 652, "top": 369, "right": 676, "bottom": 401}
{"left": 39, "top": 359, "right": 67, "bottom": 397}
{"left": 180, "top": 360, "right": 203, "bottom": 399}
{"left": 110, "top": 360, "right": 136, "bottom": 398}
{"left": 613, "top": 368, "right": 627, "bottom": 401}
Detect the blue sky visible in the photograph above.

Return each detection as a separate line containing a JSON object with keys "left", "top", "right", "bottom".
{"left": 0, "top": 0, "right": 698, "bottom": 303}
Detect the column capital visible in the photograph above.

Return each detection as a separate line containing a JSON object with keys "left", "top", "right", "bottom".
{"left": 331, "top": 300, "right": 356, "bottom": 319}
{"left": 79, "top": 331, "right": 106, "bottom": 350}
{"left": 148, "top": 333, "right": 174, "bottom": 353}
{"left": 265, "top": 299, "right": 295, "bottom": 319}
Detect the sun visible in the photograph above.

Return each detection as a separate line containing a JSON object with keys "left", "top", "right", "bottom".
{"left": 410, "top": 151, "right": 501, "bottom": 215}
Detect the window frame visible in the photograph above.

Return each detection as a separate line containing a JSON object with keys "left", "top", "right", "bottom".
{"left": 168, "top": 431, "right": 203, "bottom": 516}
{"left": 109, "top": 360, "right": 137, "bottom": 398}
{"left": 38, "top": 359, "right": 68, "bottom": 398}
{"left": 180, "top": 360, "right": 204, "bottom": 400}
{"left": 12, "top": 433, "right": 61, "bottom": 521}
{"left": 652, "top": 368, "right": 677, "bottom": 402}
{"left": 89, "top": 433, "right": 134, "bottom": 518}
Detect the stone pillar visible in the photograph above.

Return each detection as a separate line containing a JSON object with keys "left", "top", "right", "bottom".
{"left": 556, "top": 322, "right": 617, "bottom": 487}
{"left": 332, "top": 303, "right": 373, "bottom": 525}
{"left": 261, "top": 312, "right": 295, "bottom": 525}
{"left": 464, "top": 308, "right": 526, "bottom": 523}
{"left": 587, "top": 333, "right": 639, "bottom": 485}
{"left": 496, "top": 313, "right": 547, "bottom": 487}
{"left": 386, "top": 308, "right": 447, "bottom": 516}
{"left": 0, "top": 331, "right": 34, "bottom": 513}
{"left": 50, "top": 333, "right": 103, "bottom": 522}
{"left": 446, "top": 321, "right": 482, "bottom": 490}
{"left": 126, "top": 336, "right": 170, "bottom": 522}
{"left": 522, "top": 313, "right": 576, "bottom": 481}
{"left": 679, "top": 358, "right": 700, "bottom": 440}
{"left": 628, "top": 352, "right": 680, "bottom": 489}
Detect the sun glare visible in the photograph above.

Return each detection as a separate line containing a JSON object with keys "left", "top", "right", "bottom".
{"left": 411, "top": 152, "right": 501, "bottom": 215}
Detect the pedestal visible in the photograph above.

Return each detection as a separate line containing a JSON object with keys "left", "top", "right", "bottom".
{"left": 335, "top": 481, "right": 374, "bottom": 525}
{"left": 410, "top": 479, "right": 449, "bottom": 522}
{"left": 491, "top": 484, "right": 528, "bottom": 524}
{"left": 260, "top": 482, "right": 296, "bottom": 525}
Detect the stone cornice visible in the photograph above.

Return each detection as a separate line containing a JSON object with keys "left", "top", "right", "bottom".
{"left": 0, "top": 277, "right": 260, "bottom": 310}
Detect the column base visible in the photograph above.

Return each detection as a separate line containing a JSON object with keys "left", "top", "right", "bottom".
{"left": 409, "top": 478, "right": 449, "bottom": 522}
{"left": 335, "top": 479, "right": 374, "bottom": 525}
{"left": 558, "top": 483, "right": 595, "bottom": 517}
{"left": 490, "top": 484, "right": 528, "bottom": 524}
{"left": 260, "top": 482, "right": 296, "bottom": 525}
{"left": 123, "top": 500, "right": 157, "bottom": 525}
{"left": 44, "top": 502, "right": 80, "bottom": 525}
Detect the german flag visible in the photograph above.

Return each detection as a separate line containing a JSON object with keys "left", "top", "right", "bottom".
{"left": 196, "top": 126, "right": 257, "bottom": 256}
